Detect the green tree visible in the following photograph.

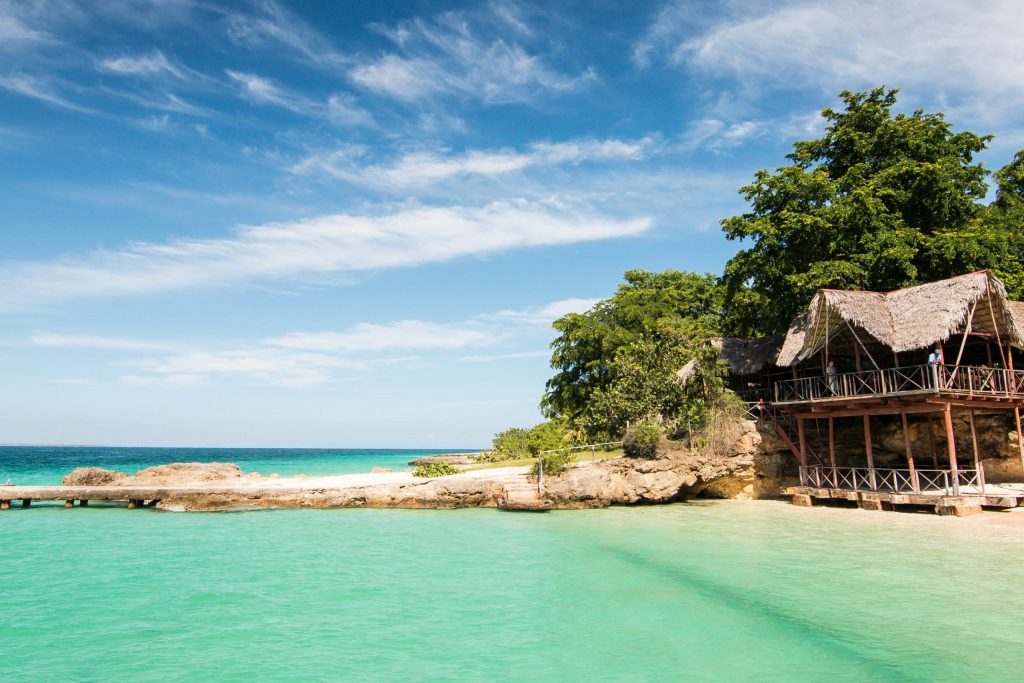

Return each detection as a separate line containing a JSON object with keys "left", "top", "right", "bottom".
{"left": 721, "top": 87, "right": 1001, "bottom": 335}
{"left": 984, "top": 150, "right": 1024, "bottom": 296}
{"left": 542, "top": 270, "right": 723, "bottom": 438}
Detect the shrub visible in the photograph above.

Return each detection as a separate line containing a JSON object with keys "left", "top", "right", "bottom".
{"left": 491, "top": 427, "right": 531, "bottom": 459}
{"left": 623, "top": 419, "right": 664, "bottom": 458}
{"left": 530, "top": 449, "right": 575, "bottom": 477}
{"left": 413, "top": 462, "right": 460, "bottom": 477}
{"left": 526, "top": 420, "right": 571, "bottom": 455}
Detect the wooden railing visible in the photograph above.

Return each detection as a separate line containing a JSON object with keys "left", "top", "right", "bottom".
{"left": 774, "top": 364, "right": 1024, "bottom": 403}
{"left": 799, "top": 465, "right": 984, "bottom": 495}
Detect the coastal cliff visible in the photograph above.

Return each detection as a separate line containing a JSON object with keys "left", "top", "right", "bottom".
{"left": 45, "top": 421, "right": 792, "bottom": 512}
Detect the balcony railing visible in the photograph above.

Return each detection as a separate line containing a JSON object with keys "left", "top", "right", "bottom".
{"left": 774, "top": 364, "right": 1024, "bottom": 404}
{"left": 799, "top": 465, "right": 983, "bottom": 495}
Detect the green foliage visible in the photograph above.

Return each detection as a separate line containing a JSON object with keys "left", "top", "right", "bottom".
{"left": 490, "top": 427, "right": 531, "bottom": 459}
{"left": 530, "top": 449, "right": 575, "bottom": 477}
{"left": 526, "top": 419, "right": 572, "bottom": 455}
{"left": 719, "top": 86, "right": 1010, "bottom": 335}
{"left": 623, "top": 419, "right": 664, "bottom": 458}
{"left": 542, "top": 270, "right": 724, "bottom": 438}
{"left": 412, "top": 462, "right": 460, "bottom": 477}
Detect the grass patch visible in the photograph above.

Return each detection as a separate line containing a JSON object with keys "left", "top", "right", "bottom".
{"left": 464, "top": 448, "right": 624, "bottom": 472}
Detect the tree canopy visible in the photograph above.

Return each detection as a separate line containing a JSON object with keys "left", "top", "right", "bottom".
{"left": 720, "top": 87, "right": 1016, "bottom": 336}
{"left": 541, "top": 270, "right": 723, "bottom": 438}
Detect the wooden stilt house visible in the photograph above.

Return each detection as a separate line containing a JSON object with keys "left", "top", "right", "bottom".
{"left": 770, "top": 270, "right": 1024, "bottom": 513}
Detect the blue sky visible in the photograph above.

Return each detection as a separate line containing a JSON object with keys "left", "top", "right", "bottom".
{"left": 2, "top": 0, "right": 1023, "bottom": 448}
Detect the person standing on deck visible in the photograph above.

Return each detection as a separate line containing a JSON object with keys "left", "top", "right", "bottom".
{"left": 928, "top": 346, "right": 942, "bottom": 388}
{"left": 826, "top": 360, "right": 838, "bottom": 395}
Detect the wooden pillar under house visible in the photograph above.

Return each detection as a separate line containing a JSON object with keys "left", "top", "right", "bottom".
{"left": 1007, "top": 344, "right": 1024, "bottom": 476}
{"left": 828, "top": 417, "right": 836, "bottom": 468}
{"left": 944, "top": 403, "right": 960, "bottom": 495}
{"left": 968, "top": 410, "right": 984, "bottom": 491}
{"left": 797, "top": 417, "right": 808, "bottom": 468}
{"left": 901, "top": 412, "right": 918, "bottom": 492}
{"left": 854, "top": 343, "right": 863, "bottom": 373}
{"left": 863, "top": 415, "right": 876, "bottom": 490}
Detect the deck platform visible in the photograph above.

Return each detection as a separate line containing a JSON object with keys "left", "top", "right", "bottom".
{"left": 786, "top": 483, "right": 1024, "bottom": 516}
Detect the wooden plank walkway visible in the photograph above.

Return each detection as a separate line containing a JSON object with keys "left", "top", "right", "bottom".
{"left": 0, "top": 484, "right": 311, "bottom": 509}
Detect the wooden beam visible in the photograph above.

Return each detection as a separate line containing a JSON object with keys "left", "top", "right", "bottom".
{"left": 968, "top": 410, "right": 981, "bottom": 475}
{"left": 845, "top": 318, "right": 880, "bottom": 370}
{"left": 797, "top": 404, "right": 946, "bottom": 419}
{"left": 944, "top": 403, "right": 960, "bottom": 495}
{"left": 901, "top": 412, "right": 918, "bottom": 492}
{"left": 828, "top": 416, "right": 836, "bottom": 468}
{"left": 863, "top": 415, "right": 876, "bottom": 490}
{"left": 954, "top": 300, "right": 977, "bottom": 366}
{"left": 797, "top": 417, "right": 807, "bottom": 467}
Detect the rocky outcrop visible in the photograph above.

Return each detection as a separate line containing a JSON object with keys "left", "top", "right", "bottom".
{"left": 63, "top": 467, "right": 128, "bottom": 486}
{"left": 156, "top": 476, "right": 508, "bottom": 512}
{"left": 129, "top": 462, "right": 244, "bottom": 485}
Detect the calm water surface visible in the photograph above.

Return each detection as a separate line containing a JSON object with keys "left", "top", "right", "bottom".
{"left": 1, "top": 449, "right": 1022, "bottom": 681}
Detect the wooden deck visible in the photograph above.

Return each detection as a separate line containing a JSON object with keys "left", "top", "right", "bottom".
{"left": 773, "top": 364, "right": 1024, "bottom": 408}
{"left": 787, "top": 484, "right": 1024, "bottom": 516}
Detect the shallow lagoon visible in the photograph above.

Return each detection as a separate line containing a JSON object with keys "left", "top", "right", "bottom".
{"left": 3, "top": 498, "right": 1022, "bottom": 682}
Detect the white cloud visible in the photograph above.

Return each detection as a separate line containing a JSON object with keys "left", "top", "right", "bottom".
{"left": 0, "top": 12, "right": 51, "bottom": 45}
{"left": 225, "top": 1, "right": 349, "bottom": 69}
{"left": 98, "top": 51, "right": 183, "bottom": 78}
{"left": 266, "top": 320, "right": 495, "bottom": 353}
{"left": 681, "top": 119, "right": 762, "bottom": 152}
{"left": 129, "top": 348, "right": 363, "bottom": 388}
{"left": 493, "top": 297, "right": 601, "bottom": 325}
{"left": 0, "top": 201, "right": 650, "bottom": 310}
{"left": 0, "top": 73, "right": 92, "bottom": 112}
{"left": 225, "top": 70, "right": 372, "bottom": 126}
{"left": 30, "top": 333, "right": 177, "bottom": 352}
{"left": 639, "top": 0, "right": 1024, "bottom": 120}
{"left": 461, "top": 350, "right": 549, "bottom": 363}
{"left": 226, "top": 70, "right": 302, "bottom": 111}
{"left": 349, "top": 10, "right": 596, "bottom": 103}
{"left": 290, "top": 136, "right": 656, "bottom": 188}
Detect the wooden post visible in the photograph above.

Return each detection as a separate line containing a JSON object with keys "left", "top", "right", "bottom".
{"left": 944, "top": 403, "right": 960, "bottom": 495}
{"left": 927, "top": 417, "right": 938, "bottom": 469}
{"left": 797, "top": 417, "right": 808, "bottom": 468}
{"left": 986, "top": 343, "right": 993, "bottom": 366}
{"left": 968, "top": 410, "right": 983, "bottom": 493}
{"left": 0, "top": 500, "right": 9, "bottom": 510}
{"left": 64, "top": 499, "right": 74, "bottom": 508}
{"left": 1007, "top": 344, "right": 1024, "bottom": 477}
{"left": 901, "top": 412, "right": 918, "bottom": 492}
{"left": 864, "top": 415, "right": 876, "bottom": 490}
{"left": 828, "top": 417, "right": 836, "bottom": 468}
{"left": 854, "top": 343, "right": 863, "bottom": 372}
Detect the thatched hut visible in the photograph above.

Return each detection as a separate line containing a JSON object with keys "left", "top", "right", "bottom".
{"left": 776, "top": 270, "right": 1024, "bottom": 371}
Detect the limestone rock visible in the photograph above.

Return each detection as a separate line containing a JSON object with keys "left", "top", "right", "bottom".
{"left": 129, "top": 462, "right": 244, "bottom": 485}
{"left": 63, "top": 467, "right": 128, "bottom": 486}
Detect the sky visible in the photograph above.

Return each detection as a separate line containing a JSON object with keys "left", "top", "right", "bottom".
{"left": 2, "top": 0, "right": 1023, "bottom": 448}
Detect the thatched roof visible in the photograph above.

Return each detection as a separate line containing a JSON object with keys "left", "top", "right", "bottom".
{"left": 676, "top": 336, "right": 781, "bottom": 386}
{"left": 777, "top": 271, "right": 1024, "bottom": 366}
{"left": 718, "top": 336, "right": 782, "bottom": 375}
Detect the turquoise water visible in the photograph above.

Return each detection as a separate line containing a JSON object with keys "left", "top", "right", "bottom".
{"left": 2, "top": 449, "right": 1023, "bottom": 681}
{"left": 0, "top": 446, "right": 466, "bottom": 484}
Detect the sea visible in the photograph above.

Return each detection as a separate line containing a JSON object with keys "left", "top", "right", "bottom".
{"left": 1, "top": 446, "right": 1023, "bottom": 681}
